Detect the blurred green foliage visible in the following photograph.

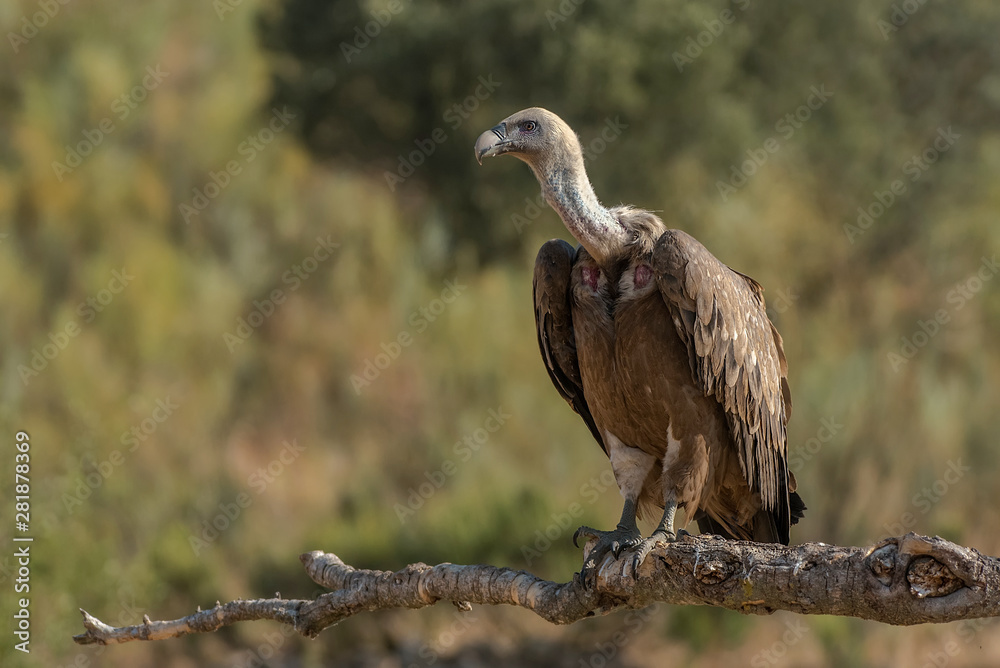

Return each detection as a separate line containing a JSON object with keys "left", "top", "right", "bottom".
{"left": 1, "top": 0, "right": 999, "bottom": 666}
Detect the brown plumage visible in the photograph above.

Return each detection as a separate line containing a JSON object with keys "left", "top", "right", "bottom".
{"left": 475, "top": 108, "right": 804, "bottom": 574}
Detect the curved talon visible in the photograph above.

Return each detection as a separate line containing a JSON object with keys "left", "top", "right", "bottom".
{"left": 629, "top": 530, "right": 678, "bottom": 575}
{"left": 573, "top": 526, "right": 599, "bottom": 549}
{"left": 573, "top": 524, "right": 645, "bottom": 587}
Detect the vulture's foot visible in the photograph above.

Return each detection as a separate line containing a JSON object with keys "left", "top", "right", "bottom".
{"left": 573, "top": 524, "right": 643, "bottom": 586}
{"left": 628, "top": 529, "right": 687, "bottom": 574}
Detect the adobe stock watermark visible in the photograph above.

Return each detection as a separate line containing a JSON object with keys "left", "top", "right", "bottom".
{"left": 509, "top": 192, "right": 549, "bottom": 236}
{"left": 384, "top": 75, "right": 501, "bottom": 191}
{"left": 213, "top": 0, "right": 249, "bottom": 21}
{"left": 545, "top": 0, "right": 587, "bottom": 29}
{"left": 672, "top": 0, "right": 752, "bottom": 72}
{"left": 339, "top": 0, "right": 413, "bottom": 63}
{"left": 7, "top": 0, "right": 73, "bottom": 53}
{"left": 750, "top": 617, "right": 810, "bottom": 667}
{"left": 844, "top": 126, "right": 960, "bottom": 244}
{"left": 787, "top": 416, "right": 841, "bottom": 474}
{"left": 394, "top": 407, "right": 511, "bottom": 524}
{"left": 876, "top": 0, "right": 929, "bottom": 40}
{"left": 766, "top": 285, "right": 799, "bottom": 318}
{"left": 120, "top": 396, "right": 181, "bottom": 451}
{"left": 579, "top": 117, "right": 629, "bottom": 163}
{"left": 350, "top": 277, "right": 467, "bottom": 393}
{"left": 580, "top": 604, "right": 661, "bottom": 668}
{"left": 919, "top": 617, "right": 998, "bottom": 668}
{"left": 223, "top": 235, "right": 339, "bottom": 352}
{"left": 887, "top": 255, "right": 997, "bottom": 372}
{"left": 410, "top": 609, "right": 479, "bottom": 667}
{"left": 179, "top": 107, "right": 297, "bottom": 223}
{"left": 882, "top": 459, "right": 970, "bottom": 537}
{"left": 51, "top": 64, "right": 170, "bottom": 181}
{"left": 189, "top": 439, "right": 306, "bottom": 556}
{"left": 18, "top": 267, "right": 134, "bottom": 386}
{"left": 62, "top": 396, "right": 181, "bottom": 515}
{"left": 230, "top": 623, "right": 298, "bottom": 668}
{"left": 716, "top": 84, "right": 832, "bottom": 202}
{"left": 510, "top": 116, "right": 629, "bottom": 235}
{"left": 520, "top": 468, "right": 618, "bottom": 566}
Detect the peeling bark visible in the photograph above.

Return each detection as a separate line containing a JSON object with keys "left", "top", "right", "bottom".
{"left": 73, "top": 532, "right": 1000, "bottom": 646}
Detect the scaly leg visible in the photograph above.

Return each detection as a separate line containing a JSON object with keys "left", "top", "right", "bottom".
{"left": 573, "top": 497, "right": 643, "bottom": 584}
{"left": 628, "top": 498, "right": 686, "bottom": 572}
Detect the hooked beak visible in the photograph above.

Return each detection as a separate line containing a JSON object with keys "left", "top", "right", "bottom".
{"left": 475, "top": 124, "right": 509, "bottom": 165}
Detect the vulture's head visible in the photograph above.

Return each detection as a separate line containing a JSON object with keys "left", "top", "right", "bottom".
{"left": 474, "top": 107, "right": 584, "bottom": 176}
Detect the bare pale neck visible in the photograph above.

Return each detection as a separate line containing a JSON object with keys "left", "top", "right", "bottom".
{"left": 535, "top": 163, "right": 627, "bottom": 264}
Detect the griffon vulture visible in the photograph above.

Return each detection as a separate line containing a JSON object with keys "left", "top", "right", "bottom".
{"left": 474, "top": 108, "right": 805, "bottom": 574}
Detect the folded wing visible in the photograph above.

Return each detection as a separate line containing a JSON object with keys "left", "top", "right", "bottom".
{"left": 652, "top": 229, "right": 798, "bottom": 541}
{"left": 533, "top": 239, "right": 606, "bottom": 454}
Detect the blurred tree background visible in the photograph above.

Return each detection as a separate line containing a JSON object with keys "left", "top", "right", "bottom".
{"left": 1, "top": 0, "right": 999, "bottom": 665}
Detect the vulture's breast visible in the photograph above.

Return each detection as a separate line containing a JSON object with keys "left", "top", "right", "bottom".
{"left": 571, "top": 254, "right": 720, "bottom": 460}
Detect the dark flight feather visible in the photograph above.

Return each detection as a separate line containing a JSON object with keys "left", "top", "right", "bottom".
{"left": 533, "top": 239, "right": 607, "bottom": 454}
{"left": 652, "top": 228, "right": 802, "bottom": 542}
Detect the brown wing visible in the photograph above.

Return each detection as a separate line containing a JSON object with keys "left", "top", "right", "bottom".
{"left": 652, "top": 229, "right": 797, "bottom": 539}
{"left": 533, "top": 239, "right": 606, "bottom": 454}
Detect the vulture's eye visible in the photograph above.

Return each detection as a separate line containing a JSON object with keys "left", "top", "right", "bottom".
{"left": 522, "top": 121, "right": 537, "bottom": 132}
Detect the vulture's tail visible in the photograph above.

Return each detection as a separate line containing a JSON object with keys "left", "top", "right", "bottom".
{"left": 695, "top": 514, "right": 740, "bottom": 541}
{"left": 693, "top": 512, "right": 782, "bottom": 543}
{"left": 696, "top": 491, "right": 806, "bottom": 545}
{"left": 760, "top": 489, "right": 807, "bottom": 545}
{"left": 789, "top": 491, "right": 807, "bottom": 525}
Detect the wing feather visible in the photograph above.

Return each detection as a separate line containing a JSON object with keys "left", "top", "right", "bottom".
{"left": 533, "top": 239, "right": 606, "bottom": 454}
{"left": 652, "top": 229, "right": 794, "bottom": 539}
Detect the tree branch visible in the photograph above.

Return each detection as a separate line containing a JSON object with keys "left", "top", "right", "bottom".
{"left": 73, "top": 532, "right": 1000, "bottom": 646}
